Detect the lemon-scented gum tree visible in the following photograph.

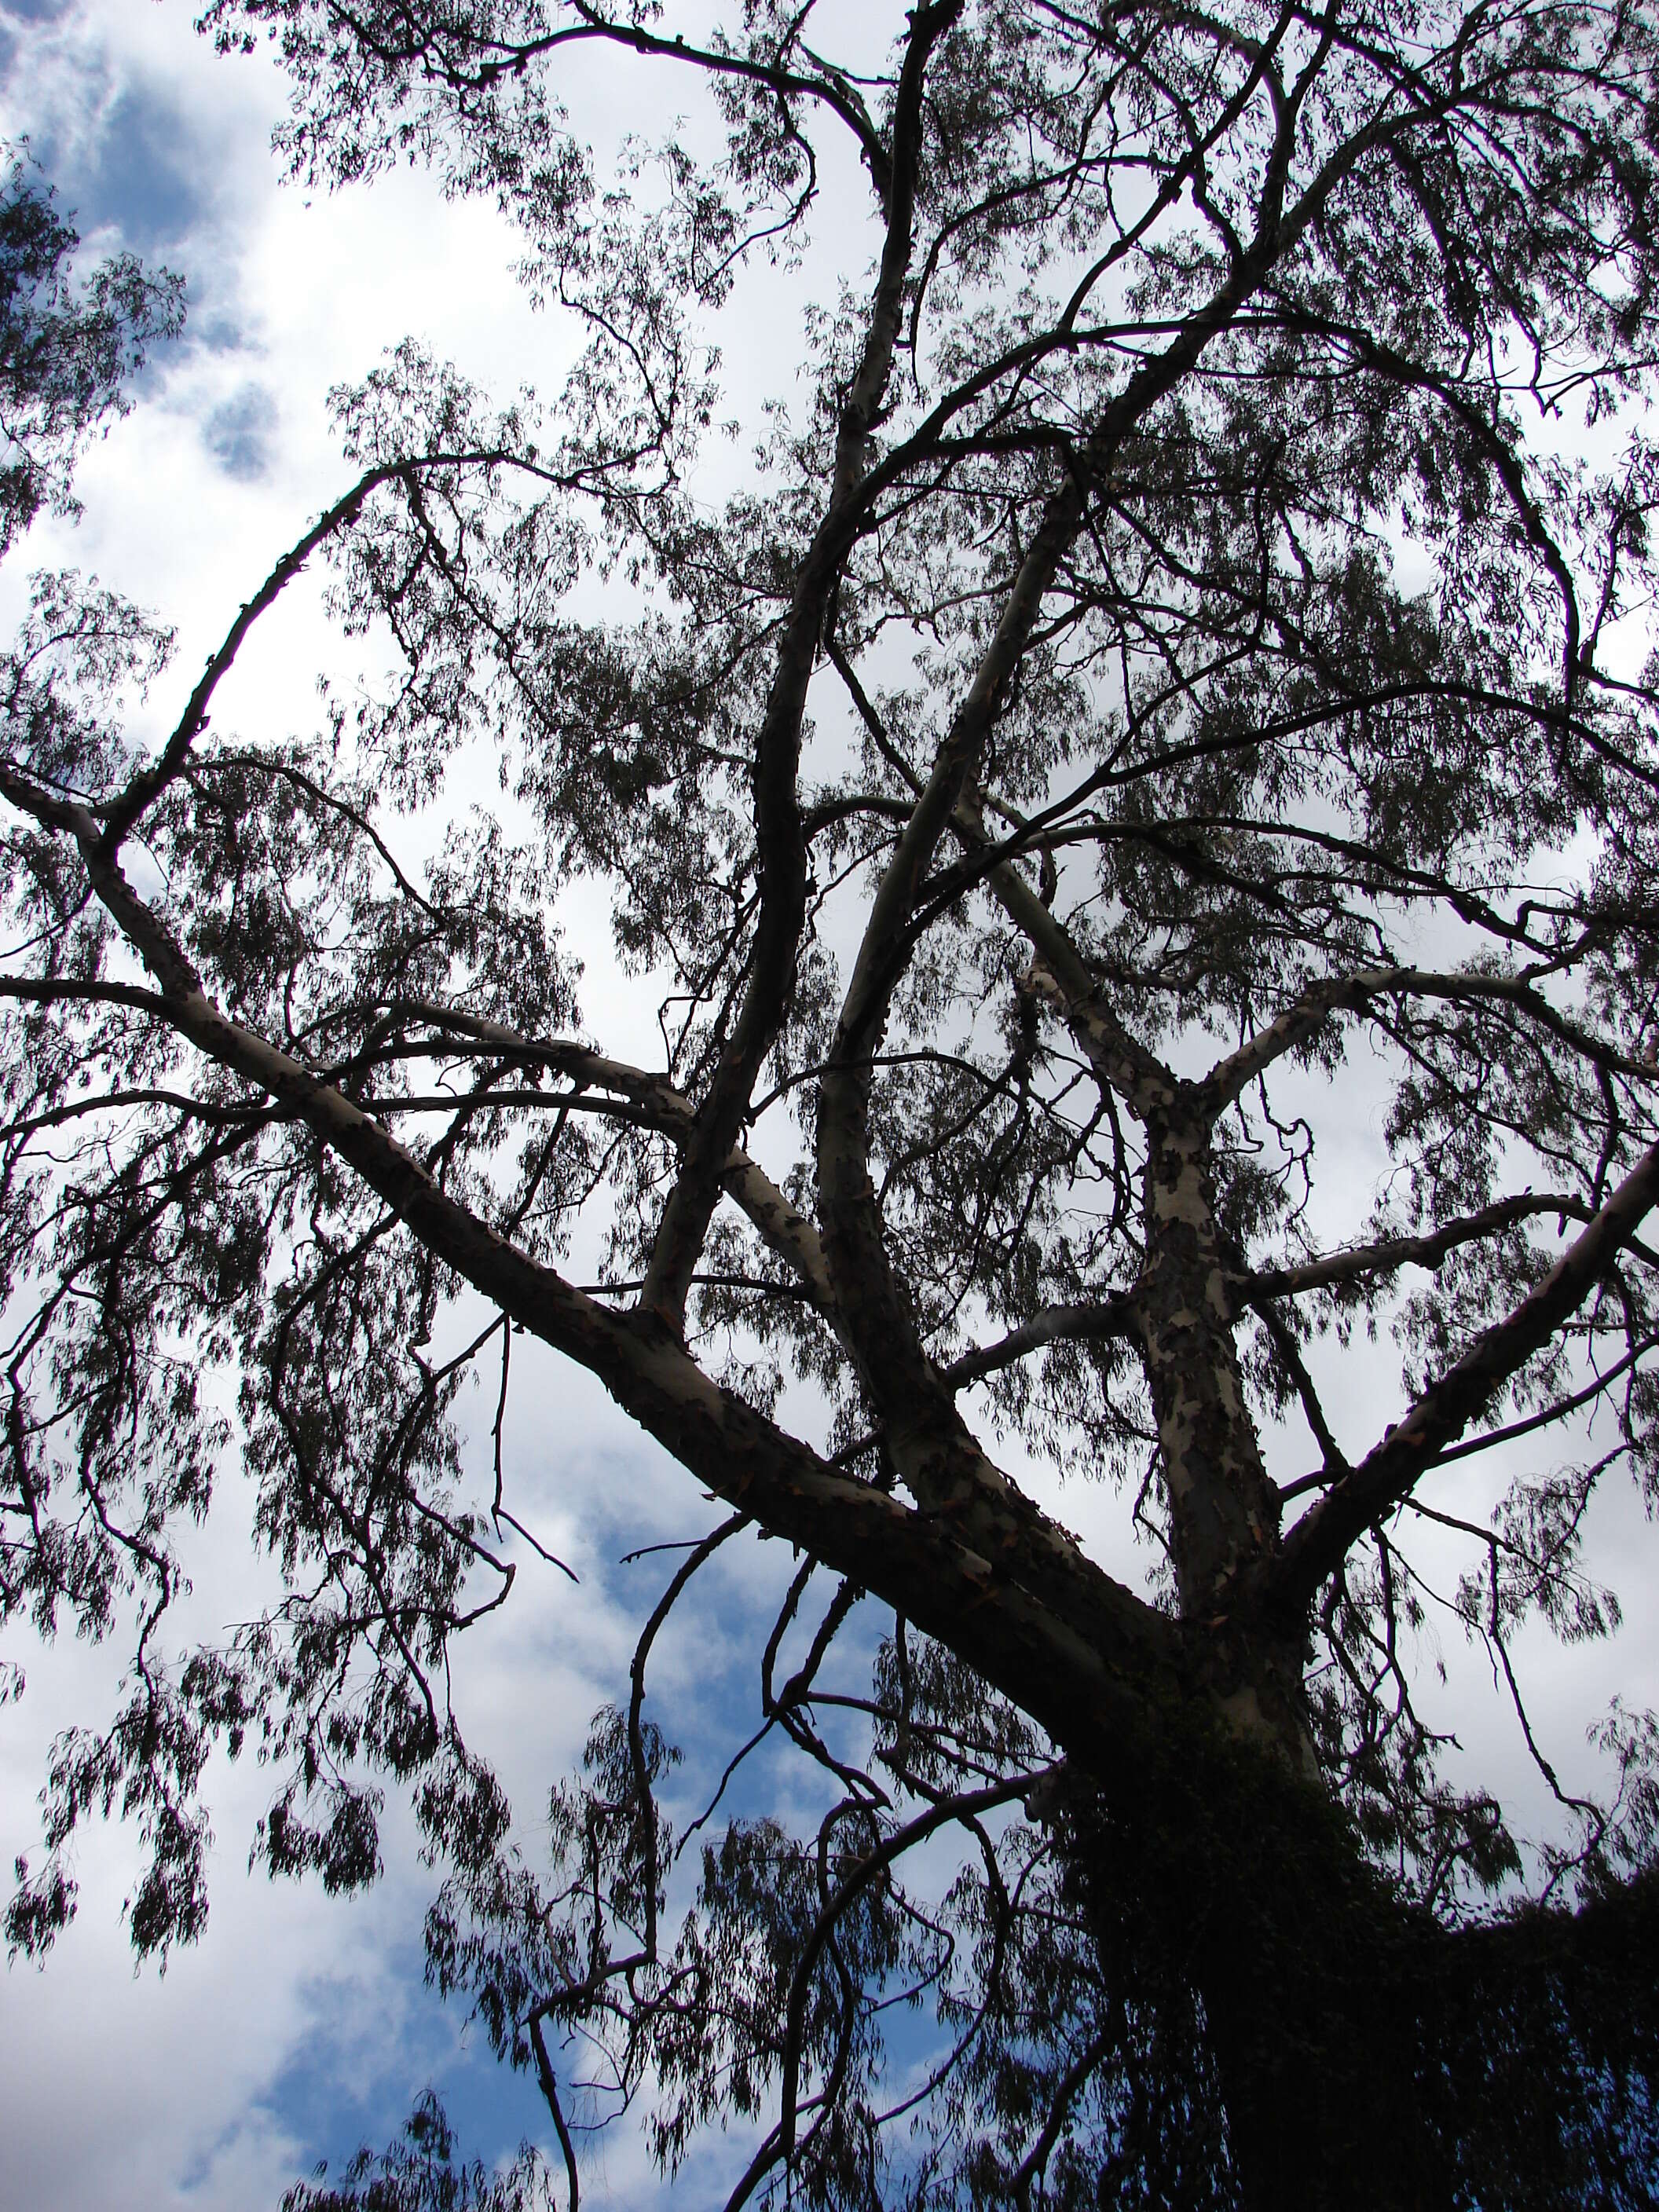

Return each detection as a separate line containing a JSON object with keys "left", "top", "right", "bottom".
{"left": 7, "top": 5, "right": 1659, "bottom": 2203}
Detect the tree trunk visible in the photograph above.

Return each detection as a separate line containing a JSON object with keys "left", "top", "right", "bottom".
{"left": 1060, "top": 1745, "right": 1454, "bottom": 2212}
{"left": 1116, "top": 1109, "right": 1458, "bottom": 2200}
{"left": 1133, "top": 1104, "right": 1317, "bottom": 1774}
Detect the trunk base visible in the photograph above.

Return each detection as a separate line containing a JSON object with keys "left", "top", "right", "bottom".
{"left": 1054, "top": 1732, "right": 1659, "bottom": 2210}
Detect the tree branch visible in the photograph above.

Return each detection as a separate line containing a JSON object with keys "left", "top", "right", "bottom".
{"left": 1264, "top": 1140, "right": 1659, "bottom": 1618}
{"left": 637, "top": 0, "right": 965, "bottom": 1335}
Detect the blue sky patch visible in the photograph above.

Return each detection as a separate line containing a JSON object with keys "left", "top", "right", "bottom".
{"left": 204, "top": 383, "right": 276, "bottom": 480}
{"left": 1, "top": 31, "right": 258, "bottom": 365}
{"left": 77, "top": 82, "right": 203, "bottom": 255}
{"left": 2, "top": 1, "right": 76, "bottom": 21}
{"left": 252, "top": 1936, "right": 551, "bottom": 2196}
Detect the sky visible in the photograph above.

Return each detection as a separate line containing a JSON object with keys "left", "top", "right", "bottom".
{"left": 1, "top": 2, "right": 1657, "bottom": 2207}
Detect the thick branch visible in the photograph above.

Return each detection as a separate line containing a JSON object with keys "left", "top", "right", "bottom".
{"left": 1203, "top": 965, "right": 1647, "bottom": 1109}
{"left": 814, "top": 218, "right": 1321, "bottom": 1621}
{"left": 950, "top": 1194, "right": 1593, "bottom": 1382}
{"left": 57, "top": 815, "right": 1178, "bottom": 1774}
{"left": 397, "top": 1001, "right": 833, "bottom": 1308}
{"left": 1264, "top": 1140, "right": 1659, "bottom": 1618}
{"left": 945, "top": 1295, "right": 1138, "bottom": 1390}
{"left": 534, "top": 7, "right": 892, "bottom": 208}
{"left": 637, "top": 0, "right": 964, "bottom": 1335}
{"left": 967, "top": 796, "right": 1175, "bottom": 1118}
{"left": 1243, "top": 1193, "right": 1593, "bottom": 1301}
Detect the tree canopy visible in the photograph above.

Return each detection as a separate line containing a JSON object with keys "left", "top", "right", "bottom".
{"left": 6, "top": 2, "right": 1659, "bottom": 2203}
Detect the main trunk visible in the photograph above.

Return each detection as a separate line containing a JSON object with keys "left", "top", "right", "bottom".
{"left": 1108, "top": 1109, "right": 1465, "bottom": 2200}
{"left": 1060, "top": 1745, "right": 1456, "bottom": 2212}
{"left": 1132, "top": 1104, "right": 1313, "bottom": 1771}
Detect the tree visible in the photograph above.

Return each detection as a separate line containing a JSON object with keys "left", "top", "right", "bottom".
{"left": 5, "top": 0, "right": 1659, "bottom": 2202}
{"left": 0, "top": 141, "right": 184, "bottom": 559}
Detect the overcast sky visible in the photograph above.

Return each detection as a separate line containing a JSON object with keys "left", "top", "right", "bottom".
{"left": 2, "top": 3, "right": 1657, "bottom": 2207}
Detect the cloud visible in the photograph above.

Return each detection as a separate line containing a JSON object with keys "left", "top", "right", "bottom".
{"left": 0, "top": 1712, "right": 397, "bottom": 2212}
{"left": 0, "top": 1373, "right": 640, "bottom": 2208}
{"left": 0, "top": 0, "right": 279, "bottom": 367}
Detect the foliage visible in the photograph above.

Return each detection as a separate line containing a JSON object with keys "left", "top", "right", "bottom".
{"left": 280, "top": 2092, "right": 554, "bottom": 2212}
{"left": 5, "top": 0, "right": 1659, "bottom": 2203}
{"left": 0, "top": 142, "right": 184, "bottom": 556}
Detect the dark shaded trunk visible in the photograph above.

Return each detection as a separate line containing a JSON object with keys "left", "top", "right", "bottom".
{"left": 1057, "top": 1742, "right": 1659, "bottom": 2212}
{"left": 1185, "top": 1816, "right": 1448, "bottom": 2210}
{"left": 1058, "top": 1734, "right": 1444, "bottom": 2208}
